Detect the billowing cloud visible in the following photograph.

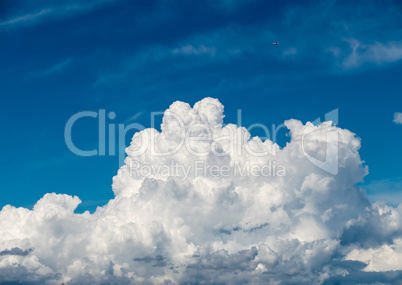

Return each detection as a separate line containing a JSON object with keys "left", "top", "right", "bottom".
{"left": 0, "top": 98, "right": 401, "bottom": 284}
{"left": 0, "top": 247, "right": 33, "bottom": 256}
{"left": 346, "top": 237, "right": 402, "bottom": 272}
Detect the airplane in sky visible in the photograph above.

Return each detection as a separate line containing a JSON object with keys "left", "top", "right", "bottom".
{"left": 272, "top": 42, "right": 279, "bottom": 45}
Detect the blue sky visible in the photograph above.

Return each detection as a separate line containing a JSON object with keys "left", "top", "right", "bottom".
{"left": 0, "top": 0, "right": 401, "bottom": 212}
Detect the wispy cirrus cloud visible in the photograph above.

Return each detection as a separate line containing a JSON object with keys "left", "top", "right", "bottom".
{"left": 282, "top": 47, "right": 297, "bottom": 57}
{"left": 172, "top": 45, "right": 216, "bottom": 56}
{"left": 43, "top": 58, "right": 73, "bottom": 76}
{"left": 0, "top": 8, "right": 51, "bottom": 27}
{"left": 93, "top": 0, "right": 402, "bottom": 93}
{"left": 24, "top": 57, "right": 73, "bottom": 79}
{"left": 0, "top": 0, "right": 113, "bottom": 29}
{"left": 341, "top": 39, "right": 402, "bottom": 69}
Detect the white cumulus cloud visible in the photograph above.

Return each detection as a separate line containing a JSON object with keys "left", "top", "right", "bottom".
{"left": 0, "top": 98, "right": 401, "bottom": 284}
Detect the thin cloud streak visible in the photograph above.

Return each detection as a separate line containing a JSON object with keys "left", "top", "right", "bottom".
{"left": 0, "top": 9, "right": 51, "bottom": 26}
{"left": 0, "top": 0, "right": 113, "bottom": 29}
{"left": 43, "top": 58, "right": 72, "bottom": 76}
